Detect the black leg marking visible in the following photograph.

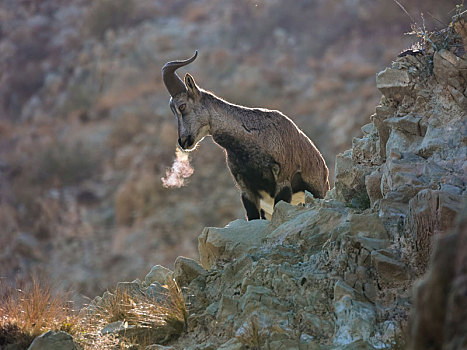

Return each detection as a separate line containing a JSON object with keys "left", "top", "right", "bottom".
{"left": 274, "top": 186, "right": 292, "bottom": 205}
{"left": 242, "top": 194, "right": 260, "bottom": 220}
{"left": 260, "top": 209, "right": 266, "bottom": 220}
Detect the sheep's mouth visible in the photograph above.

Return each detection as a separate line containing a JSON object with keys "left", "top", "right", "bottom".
{"left": 178, "top": 135, "right": 195, "bottom": 150}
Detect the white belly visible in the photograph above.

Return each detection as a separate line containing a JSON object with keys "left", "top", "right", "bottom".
{"left": 259, "top": 191, "right": 306, "bottom": 220}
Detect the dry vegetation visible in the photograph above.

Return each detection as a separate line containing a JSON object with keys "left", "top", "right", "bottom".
{"left": 0, "top": 279, "right": 78, "bottom": 348}
{"left": 84, "top": 0, "right": 136, "bottom": 39}
{"left": 0, "top": 277, "right": 187, "bottom": 349}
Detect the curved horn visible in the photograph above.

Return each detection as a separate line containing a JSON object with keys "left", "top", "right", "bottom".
{"left": 162, "top": 51, "right": 198, "bottom": 97}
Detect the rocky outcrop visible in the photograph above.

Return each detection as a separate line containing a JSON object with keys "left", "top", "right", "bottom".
{"left": 164, "top": 18, "right": 464, "bottom": 349}
{"left": 25, "top": 14, "right": 466, "bottom": 350}
{"left": 71, "top": 17, "right": 467, "bottom": 350}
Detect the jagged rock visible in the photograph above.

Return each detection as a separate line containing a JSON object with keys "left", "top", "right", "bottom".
{"left": 433, "top": 49, "right": 465, "bottom": 90}
{"left": 351, "top": 131, "right": 382, "bottom": 166}
{"left": 376, "top": 68, "right": 412, "bottom": 101}
{"left": 266, "top": 205, "right": 347, "bottom": 250}
{"left": 144, "top": 265, "right": 174, "bottom": 286}
{"left": 334, "top": 280, "right": 364, "bottom": 302}
{"left": 384, "top": 126, "right": 423, "bottom": 159}
{"left": 407, "top": 189, "right": 463, "bottom": 267}
{"left": 269, "top": 200, "right": 308, "bottom": 227}
{"left": 333, "top": 296, "right": 376, "bottom": 346}
{"left": 146, "top": 345, "right": 175, "bottom": 350}
{"left": 100, "top": 321, "right": 126, "bottom": 335}
{"left": 174, "top": 256, "right": 207, "bottom": 287}
{"left": 380, "top": 153, "right": 433, "bottom": 201}
{"left": 217, "top": 295, "right": 238, "bottom": 322}
{"left": 371, "top": 250, "right": 409, "bottom": 287}
{"left": 384, "top": 114, "right": 423, "bottom": 136}
{"left": 365, "top": 170, "right": 382, "bottom": 206}
{"left": 217, "top": 338, "right": 245, "bottom": 350}
{"left": 335, "top": 150, "right": 372, "bottom": 206}
{"left": 377, "top": 198, "right": 408, "bottom": 225}
{"left": 27, "top": 331, "right": 80, "bottom": 350}
{"left": 353, "top": 236, "right": 389, "bottom": 253}
{"left": 240, "top": 285, "right": 286, "bottom": 316}
{"left": 371, "top": 105, "right": 395, "bottom": 159}
{"left": 416, "top": 115, "right": 465, "bottom": 159}
{"left": 409, "top": 201, "right": 467, "bottom": 350}
{"left": 447, "top": 85, "right": 467, "bottom": 109}
{"left": 117, "top": 324, "right": 184, "bottom": 345}
{"left": 198, "top": 219, "right": 269, "bottom": 269}
{"left": 349, "top": 212, "right": 388, "bottom": 240}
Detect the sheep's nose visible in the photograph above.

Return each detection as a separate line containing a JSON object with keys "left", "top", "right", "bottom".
{"left": 178, "top": 136, "right": 194, "bottom": 149}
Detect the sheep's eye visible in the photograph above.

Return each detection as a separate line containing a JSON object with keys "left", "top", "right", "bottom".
{"left": 179, "top": 104, "right": 186, "bottom": 112}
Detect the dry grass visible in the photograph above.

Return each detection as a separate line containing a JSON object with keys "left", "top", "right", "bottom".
{"left": 79, "top": 278, "right": 188, "bottom": 348}
{"left": 236, "top": 315, "right": 264, "bottom": 349}
{"left": 0, "top": 279, "right": 78, "bottom": 348}
{"left": 0, "top": 276, "right": 188, "bottom": 349}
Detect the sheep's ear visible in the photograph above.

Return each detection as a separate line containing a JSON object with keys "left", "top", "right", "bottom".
{"left": 185, "top": 73, "right": 200, "bottom": 99}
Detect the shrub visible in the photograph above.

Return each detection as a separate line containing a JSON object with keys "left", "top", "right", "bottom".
{"left": 34, "top": 141, "right": 102, "bottom": 187}
{"left": 84, "top": 0, "right": 135, "bottom": 39}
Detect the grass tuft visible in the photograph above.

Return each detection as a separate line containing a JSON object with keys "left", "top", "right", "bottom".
{"left": 79, "top": 278, "right": 187, "bottom": 348}
{"left": 0, "top": 279, "right": 78, "bottom": 348}
{"left": 236, "top": 315, "right": 265, "bottom": 350}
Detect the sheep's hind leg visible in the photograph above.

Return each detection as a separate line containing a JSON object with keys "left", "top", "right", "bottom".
{"left": 274, "top": 182, "right": 292, "bottom": 205}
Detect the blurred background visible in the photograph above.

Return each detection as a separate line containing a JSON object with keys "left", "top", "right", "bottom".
{"left": 0, "top": 0, "right": 458, "bottom": 302}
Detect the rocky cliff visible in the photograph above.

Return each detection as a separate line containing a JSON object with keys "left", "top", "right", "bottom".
{"left": 76, "top": 15, "right": 467, "bottom": 350}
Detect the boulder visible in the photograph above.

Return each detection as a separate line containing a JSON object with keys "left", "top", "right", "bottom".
{"left": 174, "top": 256, "right": 207, "bottom": 287}
{"left": 371, "top": 250, "right": 409, "bottom": 287}
{"left": 333, "top": 296, "right": 376, "bottom": 346}
{"left": 144, "top": 265, "right": 174, "bottom": 286}
{"left": 198, "top": 219, "right": 269, "bottom": 269}
{"left": 376, "top": 68, "right": 412, "bottom": 101}
{"left": 28, "top": 331, "right": 80, "bottom": 350}
{"left": 349, "top": 212, "right": 388, "bottom": 240}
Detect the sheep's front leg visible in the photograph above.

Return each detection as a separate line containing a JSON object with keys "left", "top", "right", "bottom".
{"left": 274, "top": 181, "right": 292, "bottom": 206}
{"left": 241, "top": 191, "right": 261, "bottom": 221}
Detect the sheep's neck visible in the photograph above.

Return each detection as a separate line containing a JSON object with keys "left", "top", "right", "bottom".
{"left": 204, "top": 92, "right": 258, "bottom": 150}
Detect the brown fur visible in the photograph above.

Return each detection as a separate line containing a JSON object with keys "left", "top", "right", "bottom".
{"left": 167, "top": 73, "right": 330, "bottom": 220}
